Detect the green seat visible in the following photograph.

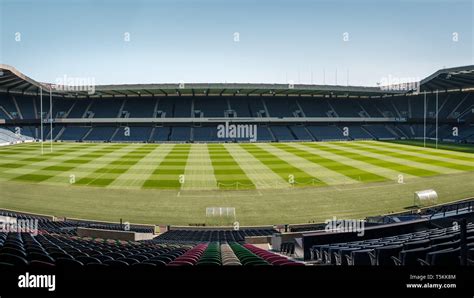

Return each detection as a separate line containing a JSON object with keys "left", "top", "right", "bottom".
{"left": 243, "top": 260, "right": 269, "bottom": 266}
{"left": 197, "top": 260, "right": 221, "bottom": 266}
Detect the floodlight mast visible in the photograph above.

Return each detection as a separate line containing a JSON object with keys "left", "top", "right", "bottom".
{"left": 423, "top": 91, "right": 426, "bottom": 148}
{"left": 40, "top": 88, "right": 43, "bottom": 155}
{"left": 436, "top": 90, "right": 438, "bottom": 149}
{"left": 50, "top": 88, "right": 53, "bottom": 152}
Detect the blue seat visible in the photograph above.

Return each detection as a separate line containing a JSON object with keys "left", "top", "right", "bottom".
{"left": 0, "top": 253, "right": 28, "bottom": 266}
{"left": 55, "top": 258, "right": 84, "bottom": 267}
{"left": 103, "top": 260, "right": 130, "bottom": 267}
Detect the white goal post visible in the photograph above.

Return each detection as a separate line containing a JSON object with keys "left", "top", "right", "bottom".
{"left": 206, "top": 207, "right": 236, "bottom": 218}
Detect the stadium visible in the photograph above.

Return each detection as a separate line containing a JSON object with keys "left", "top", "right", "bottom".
{"left": 0, "top": 0, "right": 473, "bottom": 296}
{"left": 1, "top": 62, "right": 474, "bottom": 265}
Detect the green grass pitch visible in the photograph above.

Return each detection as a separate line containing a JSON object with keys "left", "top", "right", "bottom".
{"left": 0, "top": 140, "right": 473, "bottom": 225}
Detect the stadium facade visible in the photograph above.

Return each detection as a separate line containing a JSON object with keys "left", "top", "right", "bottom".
{"left": 0, "top": 64, "right": 473, "bottom": 144}
{"left": 1, "top": 64, "right": 474, "bottom": 272}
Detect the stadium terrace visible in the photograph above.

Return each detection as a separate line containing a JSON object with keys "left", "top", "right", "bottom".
{"left": 0, "top": 63, "right": 473, "bottom": 275}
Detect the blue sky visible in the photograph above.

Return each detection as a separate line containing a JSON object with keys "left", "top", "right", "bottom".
{"left": 0, "top": 0, "right": 472, "bottom": 86}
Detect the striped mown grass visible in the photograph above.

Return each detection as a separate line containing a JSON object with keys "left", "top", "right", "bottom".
{"left": 142, "top": 144, "right": 191, "bottom": 189}
{"left": 0, "top": 140, "right": 472, "bottom": 191}
{"left": 241, "top": 143, "right": 326, "bottom": 187}
{"left": 324, "top": 142, "right": 440, "bottom": 177}
{"left": 75, "top": 145, "right": 156, "bottom": 187}
{"left": 208, "top": 144, "right": 255, "bottom": 190}
{"left": 273, "top": 143, "right": 386, "bottom": 183}
{"left": 223, "top": 143, "right": 288, "bottom": 189}
{"left": 0, "top": 140, "right": 473, "bottom": 225}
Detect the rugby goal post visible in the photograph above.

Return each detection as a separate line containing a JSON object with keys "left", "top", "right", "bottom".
{"left": 414, "top": 189, "right": 438, "bottom": 207}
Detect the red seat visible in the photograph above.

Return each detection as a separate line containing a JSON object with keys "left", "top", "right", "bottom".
{"left": 281, "top": 262, "right": 305, "bottom": 266}
{"left": 167, "top": 260, "right": 194, "bottom": 266}
{"left": 271, "top": 259, "right": 292, "bottom": 265}
{"left": 268, "top": 256, "right": 288, "bottom": 263}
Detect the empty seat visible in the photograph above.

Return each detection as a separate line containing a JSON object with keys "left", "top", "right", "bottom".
{"left": 27, "top": 253, "right": 55, "bottom": 264}
{"left": 29, "top": 260, "right": 55, "bottom": 268}
{"left": 374, "top": 245, "right": 403, "bottom": 266}
{"left": 403, "top": 239, "right": 430, "bottom": 250}
{"left": 423, "top": 248, "right": 461, "bottom": 266}
{"left": 0, "top": 253, "right": 28, "bottom": 266}
{"left": 103, "top": 260, "right": 130, "bottom": 267}
{"left": 430, "top": 234, "right": 456, "bottom": 245}
{"left": 76, "top": 256, "right": 101, "bottom": 265}
{"left": 55, "top": 258, "right": 84, "bottom": 267}
{"left": 347, "top": 249, "right": 374, "bottom": 266}
{"left": 395, "top": 247, "right": 432, "bottom": 266}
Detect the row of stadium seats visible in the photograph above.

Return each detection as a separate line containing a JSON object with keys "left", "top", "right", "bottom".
{"left": 0, "top": 209, "right": 273, "bottom": 242}
{"left": 310, "top": 223, "right": 474, "bottom": 266}
{"left": 0, "top": 232, "right": 301, "bottom": 267}
{"left": 0, "top": 127, "right": 34, "bottom": 144}
{"left": 0, "top": 209, "right": 302, "bottom": 267}
{"left": 154, "top": 228, "right": 277, "bottom": 242}
{"left": 1, "top": 92, "right": 472, "bottom": 120}
{"left": 3, "top": 123, "right": 474, "bottom": 143}
{"left": 0, "top": 210, "right": 154, "bottom": 234}
{"left": 2, "top": 209, "right": 474, "bottom": 267}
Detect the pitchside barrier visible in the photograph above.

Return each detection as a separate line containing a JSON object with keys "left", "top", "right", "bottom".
{"left": 65, "top": 217, "right": 157, "bottom": 234}
{"left": 0, "top": 208, "right": 54, "bottom": 221}
{"left": 53, "top": 116, "right": 404, "bottom": 124}
{"left": 168, "top": 225, "right": 275, "bottom": 231}
{"left": 76, "top": 227, "right": 155, "bottom": 241}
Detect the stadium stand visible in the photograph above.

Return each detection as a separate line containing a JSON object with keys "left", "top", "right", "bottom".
{"left": 228, "top": 97, "right": 251, "bottom": 117}
{"left": 329, "top": 99, "right": 362, "bottom": 117}
{"left": 0, "top": 210, "right": 302, "bottom": 267}
{"left": 112, "top": 126, "right": 153, "bottom": 142}
{"left": 121, "top": 98, "right": 156, "bottom": 118}
{"left": 362, "top": 125, "right": 397, "bottom": 139}
{"left": 309, "top": 222, "right": 474, "bottom": 266}
{"left": 169, "top": 126, "right": 191, "bottom": 142}
{"left": 89, "top": 99, "right": 123, "bottom": 118}
{"left": 60, "top": 126, "right": 90, "bottom": 141}
{"left": 0, "top": 201, "right": 472, "bottom": 267}
{"left": 264, "top": 97, "right": 298, "bottom": 118}
{"left": 288, "top": 125, "right": 314, "bottom": 141}
{"left": 194, "top": 97, "right": 228, "bottom": 118}
{"left": 151, "top": 126, "right": 171, "bottom": 142}
{"left": 155, "top": 228, "right": 277, "bottom": 242}
{"left": 256, "top": 125, "right": 274, "bottom": 141}
{"left": 193, "top": 125, "right": 220, "bottom": 142}
{"left": 84, "top": 126, "right": 117, "bottom": 142}
{"left": 343, "top": 125, "right": 373, "bottom": 140}
{"left": 0, "top": 64, "right": 472, "bottom": 146}
{"left": 0, "top": 127, "right": 34, "bottom": 145}
{"left": 297, "top": 98, "right": 334, "bottom": 117}
{"left": 307, "top": 125, "right": 348, "bottom": 141}
{"left": 0, "top": 210, "right": 154, "bottom": 234}
{"left": 67, "top": 100, "right": 90, "bottom": 118}
{"left": 270, "top": 125, "right": 296, "bottom": 141}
